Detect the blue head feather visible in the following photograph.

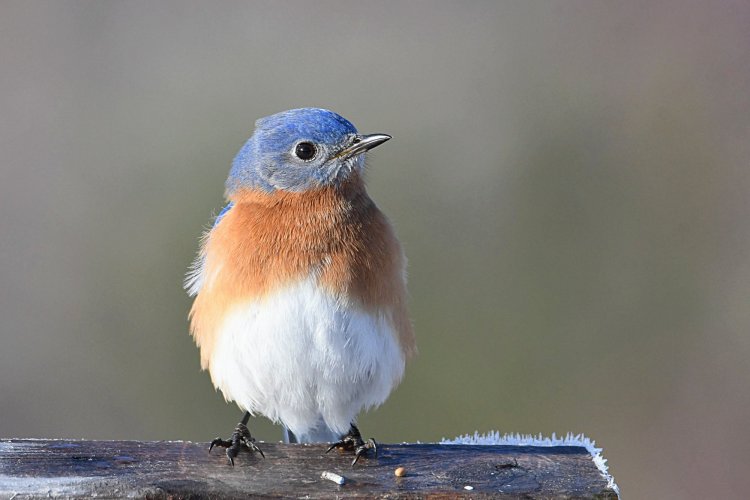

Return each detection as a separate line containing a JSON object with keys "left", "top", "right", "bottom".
{"left": 227, "top": 108, "right": 362, "bottom": 193}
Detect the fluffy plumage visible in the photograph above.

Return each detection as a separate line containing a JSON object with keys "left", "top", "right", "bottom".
{"left": 187, "top": 108, "right": 414, "bottom": 443}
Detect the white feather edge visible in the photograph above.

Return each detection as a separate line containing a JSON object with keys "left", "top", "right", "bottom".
{"left": 440, "top": 431, "right": 620, "bottom": 497}
{"left": 185, "top": 206, "right": 231, "bottom": 297}
{"left": 184, "top": 252, "right": 205, "bottom": 297}
{"left": 184, "top": 223, "right": 212, "bottom": 297}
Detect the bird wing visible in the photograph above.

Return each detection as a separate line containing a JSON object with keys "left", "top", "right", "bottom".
{"left": 185, "top": 202, "right": 234, "bottom": 296}
{"left": 213, "top": 201, "right": 234, "bottom": 228}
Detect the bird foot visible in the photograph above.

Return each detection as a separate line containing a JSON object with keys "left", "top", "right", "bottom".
{"left": 209, "top": 422, "right": 264, "bottom": 465}
{"left": 326, "top": 424, "right": 377, "bottom": 466}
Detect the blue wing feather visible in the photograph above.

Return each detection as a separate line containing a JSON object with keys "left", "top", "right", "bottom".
{"left": 185, "top": 202, "right": 234, "bottom": 296}
{"left": 214, "top": 202, "right": 234, "bottom": 227}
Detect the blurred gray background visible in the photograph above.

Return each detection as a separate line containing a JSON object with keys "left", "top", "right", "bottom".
{"left": 1, "top": 1, "right": 749, "bottom": 498}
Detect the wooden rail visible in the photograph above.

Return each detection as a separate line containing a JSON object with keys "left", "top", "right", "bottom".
{"left": 0, "top": 439, "right": 617, "bottom": 498}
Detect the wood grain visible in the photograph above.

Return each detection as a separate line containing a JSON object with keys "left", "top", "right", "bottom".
{"left": 0, "top": 439, "right": 618, "bottom": 499}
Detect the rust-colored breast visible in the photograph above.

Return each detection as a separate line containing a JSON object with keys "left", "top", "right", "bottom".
{"left": 189, "top": 178, "right": 415, "bottom": 370}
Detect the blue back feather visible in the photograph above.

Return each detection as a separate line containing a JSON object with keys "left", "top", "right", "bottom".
{"left": 214, "top": 202, "right": 234, "bottom": 228}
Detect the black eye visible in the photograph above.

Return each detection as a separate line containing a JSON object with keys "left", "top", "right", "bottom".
{"left": 294, "top": 142, "right": 317, "bottom": 161}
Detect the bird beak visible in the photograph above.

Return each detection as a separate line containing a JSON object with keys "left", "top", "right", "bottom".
{"left": 337, "top": 133, "right": 392, "bottom": 159}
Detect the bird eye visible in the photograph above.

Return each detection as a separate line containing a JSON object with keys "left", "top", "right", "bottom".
{"left": 294, "top": 142, "right": 317, "bottom": 161}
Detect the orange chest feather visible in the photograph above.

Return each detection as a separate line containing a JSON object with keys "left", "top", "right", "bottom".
{"left": 189, "top": 184, "right": 415, "bottom": 368}
{"left": 206, "top": 186, "right": 402, "bottom": 303}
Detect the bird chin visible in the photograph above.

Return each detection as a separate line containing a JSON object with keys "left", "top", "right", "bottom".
{"left": 328, "top": 161, "right": 357, "bottom": 185}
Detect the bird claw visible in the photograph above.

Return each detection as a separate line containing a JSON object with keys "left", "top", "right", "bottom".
{"left": 209, "top": 422, "right": 264, "bottom": 465}
{"left": 352, "top": 438, "right": 377, "bottom": 466}
{"left": 325, "top": 424, "right": 377, "bottom": 467}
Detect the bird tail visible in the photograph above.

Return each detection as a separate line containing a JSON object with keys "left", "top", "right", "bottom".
{"left": 283, "top": 424, "right": 341, "bottom": 444}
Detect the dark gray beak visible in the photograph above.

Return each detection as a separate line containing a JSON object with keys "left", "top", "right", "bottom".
{"left": 337, "top": 133, "right": 392, "bottom": 159}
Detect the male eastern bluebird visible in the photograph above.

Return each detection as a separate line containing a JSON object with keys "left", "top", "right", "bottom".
{"left": 186, "top": 108, "right": 415, "bottom": 466}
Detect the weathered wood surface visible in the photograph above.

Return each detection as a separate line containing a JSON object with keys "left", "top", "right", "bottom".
{"left": 0, "top": 439, "right": 617, "bottom": 499}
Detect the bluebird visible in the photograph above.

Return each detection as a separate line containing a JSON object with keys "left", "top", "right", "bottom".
{"left": 186, "top": 108, "right": 415, "bottom": 466}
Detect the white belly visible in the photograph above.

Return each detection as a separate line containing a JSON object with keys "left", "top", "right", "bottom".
{"left": 208, "top": 276, "right": 406, "bottom": 441}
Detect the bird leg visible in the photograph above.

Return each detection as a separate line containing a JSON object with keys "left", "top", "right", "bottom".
{"left": 326, "top": 423, "right": 377, "bottom": 466}
{"left": 209, "top": 412, "right": 265, "bottom": 465}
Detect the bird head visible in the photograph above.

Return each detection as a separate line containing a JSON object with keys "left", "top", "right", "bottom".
{"left": 226, "top": 108, "right": 391, "bottom": 194}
